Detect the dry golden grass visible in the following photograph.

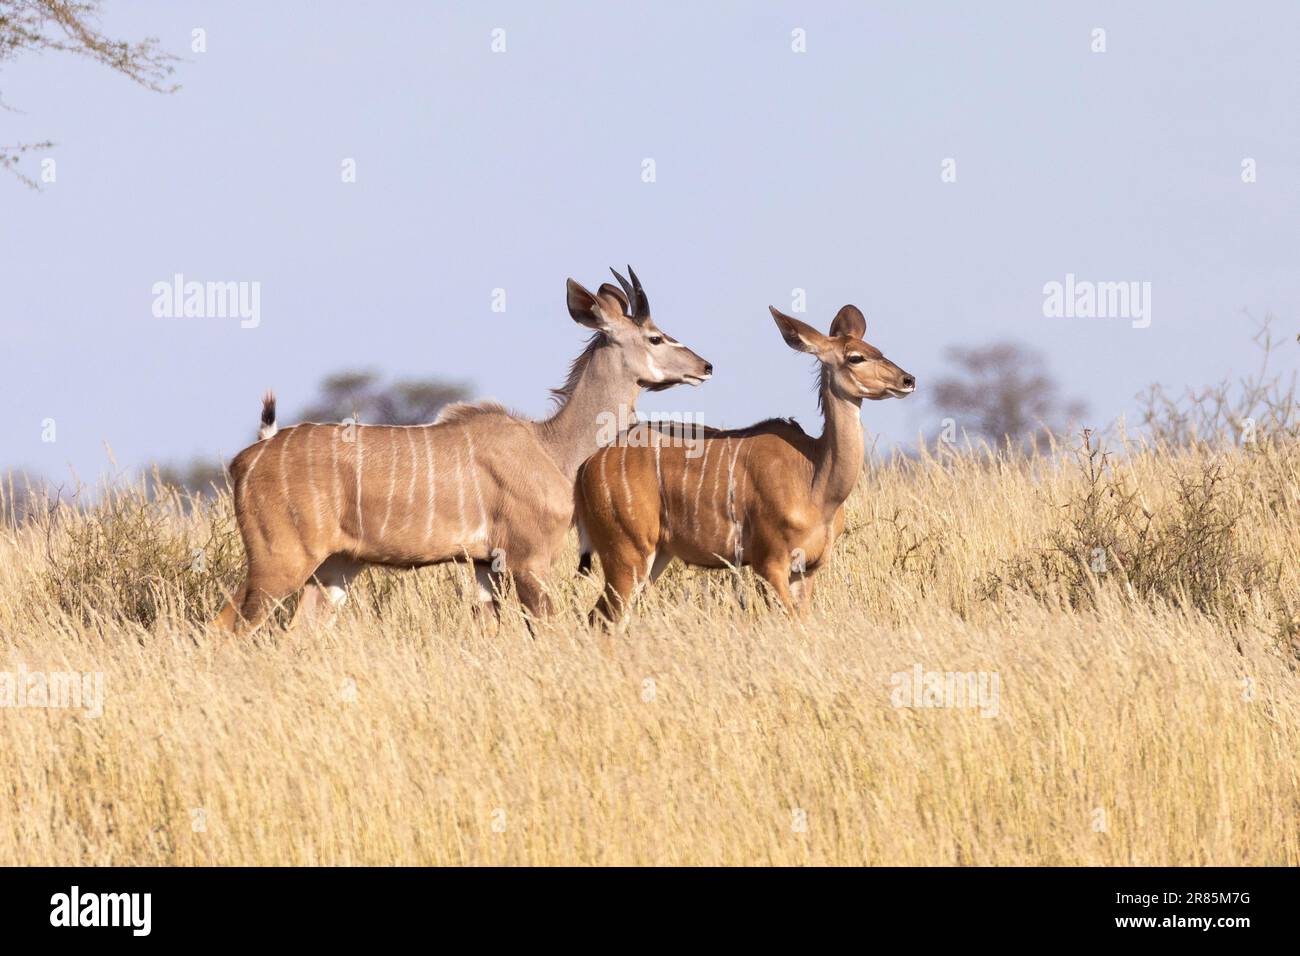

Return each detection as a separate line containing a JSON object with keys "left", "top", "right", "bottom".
{"left": 1, "top": 435, "right": 1297, "bottom": 865}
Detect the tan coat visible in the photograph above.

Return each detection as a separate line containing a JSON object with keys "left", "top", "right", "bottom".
{"left": 576, "top": 305, "right": 914, "bottom": 621}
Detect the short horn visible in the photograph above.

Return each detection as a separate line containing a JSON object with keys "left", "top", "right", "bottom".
{"left": 626, "top": 264, "right": 650, "bottom": 319}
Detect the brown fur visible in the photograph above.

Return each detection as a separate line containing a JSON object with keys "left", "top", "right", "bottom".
{"left": 576, "top": 304, "right": 914, "bottom": 623}
{"left": 214, "top": 270, "right": 711, "bottom": 633}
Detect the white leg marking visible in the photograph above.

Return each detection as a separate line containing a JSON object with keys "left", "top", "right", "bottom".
{"left": 473, "top": 563, "right": 496, "bottom": 604}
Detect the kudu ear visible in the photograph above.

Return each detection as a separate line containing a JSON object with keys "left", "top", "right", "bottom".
{"left": 567, "top": 278, "right": 613, "bottom": 331}
{"left": 597, "top": 282, "right": 631, "bottom": 317}
{"left": 829, "top": 304, "right": 867, "bottom": 340}
{"left": 770, "top": 306, "right": 830, "bottom": 355}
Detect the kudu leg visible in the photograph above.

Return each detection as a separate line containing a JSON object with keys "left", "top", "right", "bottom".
{"left": 511, "top": 567, "right": 553, "bottom": 621}
{"left": 753, "top": 559, "right": 797, "bottom": 614}
{"left": 235, "top": 560, "right": 320, "bottom": 635}
{"left": 590, "top": 558, "right": 639, "bottom": 627}
{"left": 470, "top": 560, "right": 504, "bottom": 630}
{"left": 211, "top": 580, "right": 249, "bottom": 632}
{"left": 288, "top": 554, "right": 364, "bottom": 631}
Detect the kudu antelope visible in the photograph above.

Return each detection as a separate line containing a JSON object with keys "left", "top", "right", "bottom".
{"left": 213, "top": 268, "right": 711, "bottom": 633}
{"left": 576, "top": 304, "right": 914, "bottom": 623}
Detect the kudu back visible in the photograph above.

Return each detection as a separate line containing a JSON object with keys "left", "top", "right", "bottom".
{"left": 576, "top": 303, "right": 914, "bottom": 623}
{"left": 215, "top": 268, "right": 711, "bottom": 632}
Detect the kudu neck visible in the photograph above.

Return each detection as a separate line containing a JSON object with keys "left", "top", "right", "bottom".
{"left": 812, "top": 370, "right": 866, "bottom": 517}
{"left": 541, "top": 342, "right": 641, "bottom": 479}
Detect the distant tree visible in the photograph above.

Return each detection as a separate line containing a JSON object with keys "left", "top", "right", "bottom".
{"left": 1, "top": 0, "right": 179, "bottom": 187}
{"left": 296, "top": 369, "right": 472, "bottom": 426}
{"left": 151, "top": 458, "right": 227, "bottom": 499}
{"left": 149, "top": 370, "right": 473, "bottom": 499}
{"left": 929, "top": 342, "right": 1087, "bottom": 449}
{"left": 0, "top": 469, "right": 56, "bottom": 525}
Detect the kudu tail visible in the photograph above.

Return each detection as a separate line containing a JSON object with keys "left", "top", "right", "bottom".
{"left": 574, "top": 460, "right": 595, "bottom": 577}
{"left": 258, "top": 389, "right": 278, "bottom": 441}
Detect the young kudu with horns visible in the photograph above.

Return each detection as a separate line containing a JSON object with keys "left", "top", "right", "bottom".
{"left": 575, "top": 304, "right": 914, "bottom": 623}
{"left": 214, "top": 268, "right": 712, "bottom": 633}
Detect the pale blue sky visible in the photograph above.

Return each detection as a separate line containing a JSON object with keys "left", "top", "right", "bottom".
{"left": 2, "top": 1, "right": 1297, "bottom": 483}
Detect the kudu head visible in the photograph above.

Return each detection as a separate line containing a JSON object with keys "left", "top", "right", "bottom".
{"left": 566, "top": 266, "right": 712, "bottom": 392}
{"left": 769, "top": 304, "right": 915, "bottom": 401}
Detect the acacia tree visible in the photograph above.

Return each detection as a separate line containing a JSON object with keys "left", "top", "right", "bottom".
{"left": 1, "top": 0, "right": 178, "bottom": 187}
{"left": 929, "top": 342, "right": 1087, "bottom": 450}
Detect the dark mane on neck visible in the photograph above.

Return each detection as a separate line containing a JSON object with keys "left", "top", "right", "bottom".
{"left": 548, "top": 333, "right": 605, "bottom": 410}
{"left": 815, "top": 363, "right": 830, "bottom": 414}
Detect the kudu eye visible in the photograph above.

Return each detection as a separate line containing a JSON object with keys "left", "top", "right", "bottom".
{"left": 648, "top": 335, "right": 664, "bottom": 346}
{"left": 847, "top": 354, "right": 866, "bottom": 365}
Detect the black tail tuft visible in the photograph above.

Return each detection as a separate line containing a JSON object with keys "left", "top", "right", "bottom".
{"left": 258, "top": 389, "right": 277, "bottom": 440}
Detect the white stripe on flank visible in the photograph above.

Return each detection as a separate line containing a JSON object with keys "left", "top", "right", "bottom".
{"left": 305, "top": 425, "right": 324, "bottom": 533}
{"left": 619, "top": 448, "right": 634, "bottom": 520}
{"left": 279, "top": 426, "right": 301, "bottom": 529}
{"left": 423, "top": 427, "right": 436, "bottom": 544}
{"left": 331, "top": 426, "right": 342, "bottom": 529}
{"left": 465, "top": 433, "right": 489, "bottom": 542}
{"left": 599, "top": 450, "right": 613, "bottom": 514}
{"left": 379, "top": 428, "right": 398, "bottom": 539}
{"left": 454, "top": 446, "right": 467, "bottom": 544}
{"left": 354, "top": 428, "right": 365, "bottom": 544}
{"left": 654, "top": 443, "right": 666, "bottom": 527}
{"left": 711, "top": 439, "right": 728, "bottom": 545}
{"left": 403, "top": 428, "right": 418, "bottom": 535}
{"left": 239, "top": 434, "right": 273, "bottom": 507}
{"left": 692, "top": 439, "right": 711, "bottom": 525}
{"left": 726, "top": 439, "right": 745, "bottom": 564}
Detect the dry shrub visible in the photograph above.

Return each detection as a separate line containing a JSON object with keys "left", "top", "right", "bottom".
{"left": 983, "top": 432, "right": 1284, "bottom": 629}
{"left": 34, "top": 474, "right": 244, "bottom": 628}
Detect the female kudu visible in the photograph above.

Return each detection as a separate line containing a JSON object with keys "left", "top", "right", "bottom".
{"left": 575, "top": 304, "right": 914, "bottom": 623}
{"left": 214, "top": 268, "right": 711, "bottom": 633}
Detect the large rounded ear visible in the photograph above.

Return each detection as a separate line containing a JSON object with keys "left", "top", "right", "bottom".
{"left": 567, "top": 278, "right": 610, "bottom": 330}
{"left": 829, "top": 304, "right": 866, "bottom": 339}
{"left": 596, "top": 282, "right": 630, "bottom": 317}
{"left": 770, "top": 306, "right": 830, "bottom": 354}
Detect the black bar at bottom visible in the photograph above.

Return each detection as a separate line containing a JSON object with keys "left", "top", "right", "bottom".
{"left": 0, "top": 866, "right": 1288, "bottom": 942}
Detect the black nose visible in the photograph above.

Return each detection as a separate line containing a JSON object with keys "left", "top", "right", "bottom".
{"left": 702, "top": 362, "right": 713, "bottom": 376}
{"left": 902, "top": 375, "right": 916, "bottom": 389}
